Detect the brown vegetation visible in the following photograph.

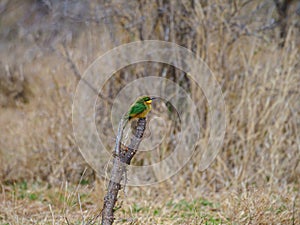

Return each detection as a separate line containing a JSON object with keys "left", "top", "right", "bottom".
{"left": 0, "top": 0, "right": 299, "bottom": 224}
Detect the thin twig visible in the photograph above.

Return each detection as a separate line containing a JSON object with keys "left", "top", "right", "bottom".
{"left": 49, "top": 204, "right": 55, "bottom": 225}
{"left": 65, "top": 216, "right": 70, "bottom": 225}
{"left": 114, "top": 118, "right": 125, "bottom": 156}
{"left": 78, "top": 193, "right": 85, "bottom": 223}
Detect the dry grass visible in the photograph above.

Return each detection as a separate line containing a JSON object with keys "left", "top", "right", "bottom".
{"left": 1, "top": 181, "right": 298, "bottom": 224}
{"left": 0, "top": 0, "right": 299, "bottom": 224}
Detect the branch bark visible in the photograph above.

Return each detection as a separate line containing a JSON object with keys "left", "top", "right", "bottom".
{"left": 101, "top": 118, "right": 146, "bottom": 225}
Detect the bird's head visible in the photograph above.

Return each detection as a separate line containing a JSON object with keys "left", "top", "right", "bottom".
{"left": 137, "top": 96, "right": 156, "bottom": 105}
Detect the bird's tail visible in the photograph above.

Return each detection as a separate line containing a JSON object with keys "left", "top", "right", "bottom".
{"left": 122, "top": 118, "right": 129, "bottom": 129}
{"left": 122, "top": 113, "right": 131, "bottom": 129}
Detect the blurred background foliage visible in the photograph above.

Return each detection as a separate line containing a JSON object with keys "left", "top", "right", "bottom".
{"left": 0, "top": 0, "right": 299, "bottom": 223}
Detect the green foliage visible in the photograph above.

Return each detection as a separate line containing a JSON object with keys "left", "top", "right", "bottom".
{"left": 80, "top": 179, "right": 90, "bottom": 185}
{"left": 153, "top": 209, "right": 160, "bottom": 216}
{"left": 132, "top": 203, "right": 143, "bottom": 213}
{"left": 29, "top": 193, "right": 38, "bottom": 201}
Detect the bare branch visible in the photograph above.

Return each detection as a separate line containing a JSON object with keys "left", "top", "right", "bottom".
{"left": 101, "top": 118, "right": 147, "bottom": 225}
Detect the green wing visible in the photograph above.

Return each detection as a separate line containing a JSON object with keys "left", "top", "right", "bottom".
{"left": 128, "top": 103, "right": 146, "bottom": 119}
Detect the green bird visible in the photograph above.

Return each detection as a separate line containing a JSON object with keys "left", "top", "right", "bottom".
{"left": 123, "top": 96, "right": 155, "bottom": 128}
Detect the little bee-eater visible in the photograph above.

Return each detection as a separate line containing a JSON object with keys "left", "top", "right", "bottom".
{"left": 123, "top": 96, "right": 155, "bottom": 128}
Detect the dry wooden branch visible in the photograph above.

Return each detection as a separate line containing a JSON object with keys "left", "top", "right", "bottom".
{"left": 101, "top": 118, "right": 146, "bottom": 225}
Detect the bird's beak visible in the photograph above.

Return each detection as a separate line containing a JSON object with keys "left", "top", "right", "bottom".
{"left": 150, "top": 97, "right": 156, "bottom": 100}
{"left": 145, "top": 97, "right": 156, "bottom": 104}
